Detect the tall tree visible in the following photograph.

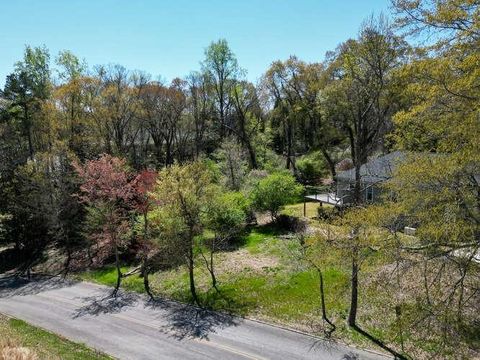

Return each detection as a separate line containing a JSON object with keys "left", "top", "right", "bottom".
{"left": 140, "top": 80, "right": 186, "bottom": 167}
{"left": 185, "top": 71, "right": 215, "bottom": 158}
{"left": 54, "top": 51, "right": 92, "bottom": 159}
{"left": 2, "top": 46, "right": 51, "bottom": 160}
{"left": 151, "top": 162, "right": 213, "bottom": 305}
{"left": 323, "top": 16, "right": 408, "bottom": 335}
{"left": 86, "top": 65, "right": 147, "bottom": 160}
{"left": 202, "top": 39, "right": 242, "bottom": 140}
{"left": 263, "top": 57, "right": 343, "bottom": 176}
{"left": 231, "top": 81, "right": 263, "bottom": 169}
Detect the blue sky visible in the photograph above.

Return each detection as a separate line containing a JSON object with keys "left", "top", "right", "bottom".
{"left": 0, "top": 0, "right": 390, "bottom": 86}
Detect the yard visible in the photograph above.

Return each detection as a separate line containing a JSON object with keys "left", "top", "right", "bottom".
{"left": 78, "top": 202, "right": 399, "bottom": 350}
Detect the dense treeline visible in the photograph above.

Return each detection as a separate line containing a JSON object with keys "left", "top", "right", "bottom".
{"left": 0, "top": 1, "right": 479, "bottom": 358}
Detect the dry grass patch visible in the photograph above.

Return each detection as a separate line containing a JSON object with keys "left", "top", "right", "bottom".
{"left": 0, "top": 315, "right": 110, "bottom": 360}
{"left": 1, "top": 338, "right": 37, "bottom": 360}
{"left": 217, "top": 249, "right": 279, "bottom": 274}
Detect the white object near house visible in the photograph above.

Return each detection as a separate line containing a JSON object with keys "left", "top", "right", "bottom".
{"left": 404, "top": 227, "right": 416, "bottom": 236}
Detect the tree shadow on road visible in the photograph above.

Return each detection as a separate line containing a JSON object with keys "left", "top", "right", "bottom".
{"left": 146, "top": 299, "right": 240, "bottom": 341}
{"left": 0, "top": 274, "right": 76, "bottom": 298}
{"left": 72, "top": 289, "right": 139, "bottom": 318}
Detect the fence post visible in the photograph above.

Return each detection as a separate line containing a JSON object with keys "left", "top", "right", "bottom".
{"left": 303, "top": 189, "right": 307, "bottom": 217}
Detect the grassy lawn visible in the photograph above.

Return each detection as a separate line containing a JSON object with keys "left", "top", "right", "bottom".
{"left": 0, "top": 314, "right": 111, "bottom": 360}
{"left": 280, "top": 200, "right": 321, "bottom": 218}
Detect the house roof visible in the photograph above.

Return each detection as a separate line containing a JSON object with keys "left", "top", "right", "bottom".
{"left": 336, "top": 151, "right": 406, "bottom": 184}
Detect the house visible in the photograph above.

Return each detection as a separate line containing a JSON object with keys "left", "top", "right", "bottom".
{"left": 305, "top": 151, "right": 406, "bottom": 207}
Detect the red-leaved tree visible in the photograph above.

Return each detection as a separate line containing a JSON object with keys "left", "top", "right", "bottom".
{"left": 74, "top": 154, "right": 135, "bottom": 296}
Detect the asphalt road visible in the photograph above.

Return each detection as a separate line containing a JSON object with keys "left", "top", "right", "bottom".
{"left": 0, "top": 276, "right": 389, "bottom": 360}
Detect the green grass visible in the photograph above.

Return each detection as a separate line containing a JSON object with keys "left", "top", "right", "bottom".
{"left": 281, "top": 201, "right": 322, "bottom": 218}
{"left": 0, "top": 315, "right": 111, "bottom": 360}
{"left": 80, "top": 265, "right": 145, "bottom": 293}
{"left": 241, "top": 225, "right": 280, "bottom": 253}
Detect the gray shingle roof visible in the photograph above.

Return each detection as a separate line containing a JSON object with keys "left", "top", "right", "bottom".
{"left": 336, "top": 151, "right": 406, "bottom": 184}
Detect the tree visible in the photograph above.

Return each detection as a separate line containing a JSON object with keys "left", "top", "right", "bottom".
{"left": 131, "top": 169, "right": 158, "bottom": 299}
{"left": 151, "top": 161, "right": 213, "bottom": 305}
{"left": 371, "top": 1, "right": 480, "bottom": 356}
{"left": 140, "top": 79, "right": 187, "bottom": 167}
{"left": 263, "top": 57, "right": 344, "bottom": 177}
{"left": 202, "top": 39, "right": 242, "bottom": 140}
{"left": 371, "top": 155, "right": 479, "bottom": 358}
{"left": 215, "top": 137, "right": 249, "bottom": 190}
{"left": 0, "top": 213, "right": 11, "bottom": 245}
{"left": 74, "top": 154, "right": 135, "bottom": 296}
{"left": 230, "top": 81, "right": 264, "bottom": 169}
{"left": 262, "top": 57, "right": 303, "bottom": 173}
{"left": 185, "top": 71, "right": 215, "bottom": 158}
{"left": 54, "top": 51, "right": 92, "bottom": 159}
{"left": 323, "top": 16, "right": 408, "bottom": 331}
{"left": 2, "top": 45, "right": 51, "bottom": 160}
{"left": 86, "top": 65, "right": 147, "bottom": 160}
{"left": 251, "top": 172, "right": 303, "bottom": 221}
{"left": 204, "top": 190, "right": 249, "bottom": 290}
{"left": 44, "top": 144, "right": 86, "bottom": 277}
{"left": 295, "top": 227, "right": 336, "bottom": 337}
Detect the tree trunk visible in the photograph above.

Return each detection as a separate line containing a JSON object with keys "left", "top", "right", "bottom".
{"left": 142, "top": 258, "right": 154, "bottom": 301}
{"left": 245, "top": 141, "right": 258, "bottom": 169}
{"left": 24, "top": 106, "right": 34, "bottom": 160}
{"left": 188, "top": 236, "right": 199, "bottom": 305}
{"left": 112, "top": 245, "right": 122, "bottom": 297}
{"left": 320, "top": 148, "right": 336, "bottom": 179}
{"left": 348, "top": 248, "right": 359, "bottom": 327}
{"left": 209, "top": 238, "right": 219, "bottom": 292}
{"left": 354, "top": 161, "right": 362, "bottom": 204}
{"left": 165, "top": 141, "right": 173, "bottom": 166}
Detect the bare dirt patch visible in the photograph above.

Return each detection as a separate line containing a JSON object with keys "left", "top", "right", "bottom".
{"left": 217, "top": 249, "right": 279, "bottom": 274}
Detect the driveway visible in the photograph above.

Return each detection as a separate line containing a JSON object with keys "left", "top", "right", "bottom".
{"left": 0, "top": 275, "right": 389, "bottom": 360}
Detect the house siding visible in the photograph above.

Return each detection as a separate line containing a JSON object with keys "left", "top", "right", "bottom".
{"left": 336, "top": 179, "right": 383, "bottom": 205}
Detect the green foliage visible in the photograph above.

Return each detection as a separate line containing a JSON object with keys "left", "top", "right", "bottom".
{"left": 296, "top": 151, "right": 327, "bottom": 184}
{"left": 251, "top": 172, "right": 304, "bottom": 219}
{"left": 205, "top": 190, "right": 250, "bottom": 238}
{"left": 213, "top": 137, "right": 248, "bottom": 190}
{"left": 151, "top": 161, "right": 214, "bottom": 242}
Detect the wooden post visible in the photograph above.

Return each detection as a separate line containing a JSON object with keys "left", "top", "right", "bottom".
{"left": 303, "top": 190, "right": 307, "bottom": 217}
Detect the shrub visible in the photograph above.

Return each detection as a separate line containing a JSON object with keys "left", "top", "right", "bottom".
{"left": 275, "top": 214, "right": 307, "bottom": 232}
{"left": 251, "top": 172, "right": 303, "bottom": 220}
{"left": 205, "top": 190, "right": 250, "bottom": 242}
{"left": 317, "top": 206, "right": 339, "bottom": 221}
{"left": 296, "top": 151, "right": 327, "bottom": 184}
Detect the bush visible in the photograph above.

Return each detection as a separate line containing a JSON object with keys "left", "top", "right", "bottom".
{"left": 296, "top": 151, "right": 327, "bottom": 184}
{"left": 251, "top": 172, "right": 303, "bottom": 220}
{"left": 317, "top": 206, "right": 339, "bottom": 221}
{"left": 275, "top": 214, "right": 307, "bottom": 232}
{"left": 206, "top": 190, "right": 250, "bottom": 241}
